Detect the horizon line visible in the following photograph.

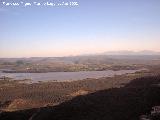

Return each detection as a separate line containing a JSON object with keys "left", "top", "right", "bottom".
{"left": 0, "top": 50, "right": 160, "bottom": 59}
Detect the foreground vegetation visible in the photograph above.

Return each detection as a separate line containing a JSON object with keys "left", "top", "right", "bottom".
{"left": 0, "top": 56, "right": 160, "bottom": 119}
{"left": 0, "top": 73, "right": 160, "bottom": 120}
{"left": 0, "top": 71, "right": 147, "bottom": 111}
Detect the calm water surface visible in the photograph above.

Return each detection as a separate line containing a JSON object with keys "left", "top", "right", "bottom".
{"left": 0, "top": 69, "right": 143, "bottom": 82}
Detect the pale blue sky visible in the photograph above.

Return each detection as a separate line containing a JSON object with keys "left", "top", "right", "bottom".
{"left": 0, "top": 0, "right": 160, "bottom": 57}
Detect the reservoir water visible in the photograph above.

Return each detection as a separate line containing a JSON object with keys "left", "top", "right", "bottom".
{"left": 0, "top": 69, "right": 143, "bottom": 83}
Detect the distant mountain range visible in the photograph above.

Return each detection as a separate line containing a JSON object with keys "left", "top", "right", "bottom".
{"left": 0, "top": 51, "right": 160, "bottom": 59}
{"left": 102, "top": 50, "right": 160, "bottom": 55}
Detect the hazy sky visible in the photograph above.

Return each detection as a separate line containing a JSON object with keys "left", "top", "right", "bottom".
{"left": 0, "top": 0, "right": 160, "bottom": 57}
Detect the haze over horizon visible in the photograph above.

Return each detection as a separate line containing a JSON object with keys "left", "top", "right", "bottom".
{"left": 0, "top": 0, "right": 160, "bottom": 57}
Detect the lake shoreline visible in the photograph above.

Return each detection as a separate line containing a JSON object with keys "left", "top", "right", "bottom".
{"left": 0, "top": 70, "right": 149, "bottom": 112}
{"left": 0, "top": 69, "right": 147, "bottom": 83}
